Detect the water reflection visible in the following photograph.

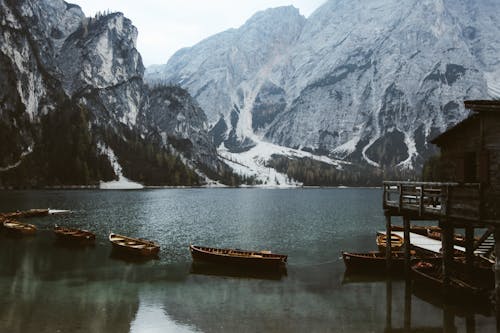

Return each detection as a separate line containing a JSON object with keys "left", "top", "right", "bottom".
{"left": 189, "top": 262, "right": 287, "bottom": 281}
{"left": 0, "top": 233, "right": 140, "bottom": 333}
{"left": 342, "top": 271, "right": 403, "bottom": 285}
{"left": 110, "top": 249, "right": 160, "bottom": 264}
{"left": 382, "top": 278, "right": 492, "bottom": 333}
{"left": 0, "top": 189, "right": 498, "bottom": 332}
{"left": 130, "top": 296, "right": 199, "bottom": 333}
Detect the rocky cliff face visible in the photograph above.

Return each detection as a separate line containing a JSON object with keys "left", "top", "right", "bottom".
{"left": 58, "top": 12, "right": 146, "bottom": 129}
{"left": 146, "top": 6, "right": 306, "bottom": 150}
{"left": 0, "top": 0, "right": 227, "bottom": 186}
{"left": 0, "top": 0, "right": 78, "bottom": 169}
{"left": 144, "top": 85, "right": 228, "bottom": 176}
{"left": 148, "top": 0, "right": 500, "bottom": 172}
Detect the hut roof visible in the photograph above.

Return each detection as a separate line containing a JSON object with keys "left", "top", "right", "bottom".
{"left": 464, "top": 100, "right": 500, "bottom": 112}
{"left": 430, "top": 100, "right": 500, "bottom": 145}
{"left": 430, "top": 115, "right": 478, "bottom": 145}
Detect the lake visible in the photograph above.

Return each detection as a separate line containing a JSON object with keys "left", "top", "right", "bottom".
{"left": 0, "top": 189, "right": 496, "bottom": 332}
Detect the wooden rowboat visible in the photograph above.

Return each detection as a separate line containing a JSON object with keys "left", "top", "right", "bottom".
{"left": 109, "top": 233, "right": 159, "bottom": 257}
{"left": 452, "top": 256, "right": 495, "bottom": 289}
{"left": 4, "top": 208, "right": 49, "bottom": 219}
{"left": 411, "top": 260, "right": 490, "bottom": 301}
{"left": 391, "top": 224, "right": 441, "bottom": 236}
{"left": 376, "top": 233, "right": 404, "bottom": 252}
{"left": 390, "top": 225, "right": 469, "bottom": 246}
{"left": 189, "top": 245, "right": 287, "bottom": 268}
{"left": 54, "top": 225, "right": 95, "bottom": 244}
{"left": 2, "top": 219, "right": 37, "bottom": 236}
{"left": 342, "top": 251, "right": 441, "bottom": 273}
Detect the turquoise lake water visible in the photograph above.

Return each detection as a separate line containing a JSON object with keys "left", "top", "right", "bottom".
{"left": 0, "top": 189, "right": 495, "bottom": 332}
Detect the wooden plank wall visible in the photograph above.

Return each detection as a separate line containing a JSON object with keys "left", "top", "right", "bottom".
{"left": 483, "top": 113, "right": 500, "bottom": 220}
{"left": 436, "top": 113, "right": 500, "bottom": 221}
{"left": 437, "top": 119, "right": 480, "bottom": 182}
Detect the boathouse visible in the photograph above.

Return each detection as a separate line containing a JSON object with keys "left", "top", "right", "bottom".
{"left": 431, "top": 100, "right": 500, "bottom": 222}
{"left": 382, "top": 100, "right": 500, "bottom": 314}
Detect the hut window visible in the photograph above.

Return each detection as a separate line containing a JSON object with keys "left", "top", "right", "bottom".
{"left": 463, "top": 152, "right": 477, "bottom": 183}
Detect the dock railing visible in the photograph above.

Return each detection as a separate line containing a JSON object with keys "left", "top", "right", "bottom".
{"left": 383, "top": 181, "right": 482, "bottom": 221}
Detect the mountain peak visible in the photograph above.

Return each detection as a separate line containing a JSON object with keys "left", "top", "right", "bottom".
{"left": 147, "top": 0, "right": 499, "bottom": 176}
{"left": 245, "top": 5, "right": 303, "bottom": 24}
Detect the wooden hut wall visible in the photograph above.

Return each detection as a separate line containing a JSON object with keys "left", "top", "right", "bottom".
{"left": 482, "top": 113, "right": 500, "bottom": 220}
{"left": 437, "top": 119, "right": 480, "bottom": 182}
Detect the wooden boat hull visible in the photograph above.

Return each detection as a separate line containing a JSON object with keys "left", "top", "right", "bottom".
{"left": 391, "top": 225, "right": 431, "bottom": 236}
{"left": 390, "top": 225, "right": 468, "bottom": 246}
{"left": 343, "top": 251, "right": 404, "bottom": 272}
{"left": 452, "top": 257, "right": 494, "bottom": 289}
{"left": 3, "top": 209, "right": 49, "bottom": 219}
{"left": 190, "top": 245, "right": 287, "bottom": 269}
{"left": 411, "top": 261, "right": 490, "bottom": 301}
{"left": 342, "top": 251, "right": 441, "bottom": 273}
{"left": 2, "top": 220, "right": 37, "bottom": 236}
{"left": 54, "top": 226, "right": 95, "bottom": 245}
{"left": 376, "top": 233, "right": 404, "bottom": 252}
{"left": 109, "top": 233, "right": 159, "bottom": 257}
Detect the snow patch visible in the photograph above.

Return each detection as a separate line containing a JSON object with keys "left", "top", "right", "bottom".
{"left": 218, "top": 139, "right": 345, "bottom": 187}
{"left": 484, "top": 71, "right": 500, "bottom": 99}
{"left": 396, "top": 131, "right": 417, "bottom": 169}
{"left": 332, "top": 135, "right": 361, "bottom": 157}
{"left": 0, "top": 146, "right": 33, "bottom": 172}
{"left": 361, "top": 137, "right": 381, "bottom": 168}
{"left": 97, "top": 143, "right": 144, "bottom": 190}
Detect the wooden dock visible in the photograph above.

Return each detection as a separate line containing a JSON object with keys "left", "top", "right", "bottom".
{"left": 378, "top": 231, "right": 465, "bottom": 254}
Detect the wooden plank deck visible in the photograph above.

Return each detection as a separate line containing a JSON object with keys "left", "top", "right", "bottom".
{"left": 378, "top": 231, "right": 465, "bottom": 254}
{"left": 383, "top": 181, "right": 482, "bottom": 222}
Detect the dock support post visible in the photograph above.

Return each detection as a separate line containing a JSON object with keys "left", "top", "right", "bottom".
{"left": 465, "top": 315, "right": 475, "bottom": 333}
{"left": 404, "top": 279, "right": 412, "bottom": 330}
{"left": 465, "top": 225, "right": 474, "bottom": 279}
{"left": 385, "top": 212, "right": 392, "bottom": 272}
{"left": 385, "top": 278, "right": 392, "bottom": 331}
{"left": 403, "top": 215, "right": 411, "bottom": 276}
{"left": 441, "top": 219, "right": 454, "bottom": 290}
{"left": 495, "top": 227, "right": 500, "bottom": 329}
{"left": 443, "top": 304, "right": 455, "bottom": 333}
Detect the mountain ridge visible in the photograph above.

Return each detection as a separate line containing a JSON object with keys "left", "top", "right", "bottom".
{"left": 0, "top": 0, "right": 234, "bottom": 188}
{"left": 146, "top": 0, "right": 500, "bottom": 181}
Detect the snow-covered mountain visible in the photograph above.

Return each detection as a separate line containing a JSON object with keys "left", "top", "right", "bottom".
{"left": 147, "top": 0, "right": 500, "bottom": 175}
{"left": 0, "top": 0, "right": 229, "bottom": 187}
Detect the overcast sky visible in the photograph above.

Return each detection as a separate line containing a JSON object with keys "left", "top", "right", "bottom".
{"left": 72, "top": 0, "right": 326, "bottom": 67}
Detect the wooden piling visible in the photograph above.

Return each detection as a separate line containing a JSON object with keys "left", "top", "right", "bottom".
{"left": 385, "top": 278, "right": 392, "bottom": 330}
{"left": 465, "top": 315, "right": 475, "bottom": 333}
{"left": 495, "top": 227, "right": 500, "bottom": 326}
{"left": 465, "top": 225, "right": 474, "bottom": 278}
{"left": 403, "top": 215, "right": 411, "bottom": 276}
{"left": 404, "top": 279, "right": 412, "bottom": 330}
{"left": 443, "top": 304, "right": 455, "bottom": 333}
{"left": 385, "top": 212, "right": 392, "bottom": 271}
{"left": 440, "top": 219, "right": 454, "bottom": 290}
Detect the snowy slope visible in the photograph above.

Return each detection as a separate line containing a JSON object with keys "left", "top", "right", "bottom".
{"left": 98, "top": 143, "right": 144, "bottom": 189}
{"left": 219, "top": 140, "right": 345, "bottom": 186}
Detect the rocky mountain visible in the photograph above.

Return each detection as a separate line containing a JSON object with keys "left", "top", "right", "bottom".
{"left": 147, "top": 0, "right": 500, "bottom": 176}
{"left": 146, "top": 6, "right": 306, "bottom": 151}
{"left": 144, "top": 85, "right": 229, "bottom": 179}
{"left": 0, "top": 0, "right": 230, "bottom": 187}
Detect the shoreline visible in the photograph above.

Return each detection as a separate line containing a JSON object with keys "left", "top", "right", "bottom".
{"left": 0, "top": 185, "right": 383, "bottom": 191}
